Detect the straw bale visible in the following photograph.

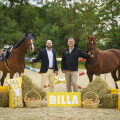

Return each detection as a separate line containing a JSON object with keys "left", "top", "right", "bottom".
{"left": 0, "top": 74, "right": 46, "bottom": 107}
{"left": 81, "top": 76, "right": 110, "bottom": 101}
{"left": 0, "top": 91, "right": 9, "bottom": 107}
{"left": 100, "top": 94, "right": 118, "bottom": 108}
{"left": 21, "top": 74, "right": 46, "bottom": 100}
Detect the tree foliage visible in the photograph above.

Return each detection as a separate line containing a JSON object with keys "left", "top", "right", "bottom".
{"left": 0, "top": 0, "right": 120, "bottom": 56}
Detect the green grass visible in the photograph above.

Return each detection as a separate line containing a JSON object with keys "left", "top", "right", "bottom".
{"left": 78, "top": 61, "right": 86, "bottom": 69}
{"left": 26, "top": 61, "right": 86, "bottom": 69}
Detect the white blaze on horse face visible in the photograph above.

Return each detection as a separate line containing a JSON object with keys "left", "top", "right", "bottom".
{"left": 30, "top": 39, "right": 34, "bottom": 52}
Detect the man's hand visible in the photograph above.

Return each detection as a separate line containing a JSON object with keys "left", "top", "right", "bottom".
{"left": 56, "top": 71, "right": 58, "bottom": 76}
{"left": 62, "top": 70, "right": 66, "bottom": 73}
{"left": 29, "top": 58, "right": 33, "bottom": 62}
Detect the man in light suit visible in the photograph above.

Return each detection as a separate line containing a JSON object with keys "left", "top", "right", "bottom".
{"left": 29, "top": 40, "right": 58, "bottom": 92}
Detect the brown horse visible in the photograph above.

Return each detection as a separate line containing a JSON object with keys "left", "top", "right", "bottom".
{"left": 0, "top": 33, "right": 34, "bottom": 86}
{"left": 85, "top": 35, "right": 120, "bottom": 88}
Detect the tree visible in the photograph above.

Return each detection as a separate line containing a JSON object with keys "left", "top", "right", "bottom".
{"left": 98, "top": 0, "right": 120, "bottom": 49}
{"left": 0, "top": 13, "right": 23, "bottom": 48}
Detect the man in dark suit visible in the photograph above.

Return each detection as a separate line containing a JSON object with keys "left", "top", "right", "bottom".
{"left": 29, "top": 40, "right": 58, "bottom": 92}
{"left": 61, "top": 38, "right": 89, "bottom": 92}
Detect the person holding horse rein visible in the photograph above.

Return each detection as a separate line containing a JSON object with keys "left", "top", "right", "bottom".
{"left": 61, "top": 38, "right": 89, "bottom": 92}
{"left": 29, "top": 40, "right": 58, "bottom": 92}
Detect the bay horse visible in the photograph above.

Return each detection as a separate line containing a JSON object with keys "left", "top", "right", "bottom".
{"left": 85, "top": 35, "right": 120, "bottom": 88}
{"left": 0, "top": 33, "right": 34, "bottom": 86}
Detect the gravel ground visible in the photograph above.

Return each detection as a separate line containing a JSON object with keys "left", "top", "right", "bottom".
{"left": 0, "top": 69, "right": 120, "bottom": 120}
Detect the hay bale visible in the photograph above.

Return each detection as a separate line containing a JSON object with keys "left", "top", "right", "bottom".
{"left": 21, "top": 74, "right": 46, "bottom": 100}
{"left": 81, "top": 76, "right": 110, "bottom": 101}
{"left": 100, "top": 94, "right": 118, "bottom": 108}
{"left": 0, "top": 91, "right": 9, "bottom": 107}
{"left": 0, "top": 74, "right": 46, "bottom": 107}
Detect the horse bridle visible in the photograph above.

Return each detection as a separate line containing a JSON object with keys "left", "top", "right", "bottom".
{"left": 87, "top": 43, "right": 96, "bottom": 51}
{"left": 25, "top": 37, "right": 34, "bottom": 47}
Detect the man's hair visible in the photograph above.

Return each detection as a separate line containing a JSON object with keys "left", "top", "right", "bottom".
{"left": 46, "top": 40, "right": 52, "bottom": 43}
{"left": 68, "top": 37, "right": 75, "bottom": 42}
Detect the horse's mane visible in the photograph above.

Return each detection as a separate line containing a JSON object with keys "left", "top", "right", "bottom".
{"left": 13, "top": 37, "right": 25, "bottom": 49}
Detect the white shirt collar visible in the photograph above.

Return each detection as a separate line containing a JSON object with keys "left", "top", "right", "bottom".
{"left": 69, "top": 47, "right": 74, "bottom": 51}
{"left": 69, "top": 47, "right": 74, "bottom": 53}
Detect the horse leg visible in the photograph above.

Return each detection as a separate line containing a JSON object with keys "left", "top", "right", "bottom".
{"left": 1, "top": 72, "right": 7, "bottom": 86}
{"left": 19, "top": 72, "right": 21, "bottom": 77}
{"left": 118, "top": 66, "right": 120, "bottom": 80}
{"left": 10, "top": 72, "right": 15, "bottom": 79}
{"left": 87, "top": 73, "right": 93, "bottom": 82}
{"left": 111, "top": 69, "right": 118, "bottom": 89}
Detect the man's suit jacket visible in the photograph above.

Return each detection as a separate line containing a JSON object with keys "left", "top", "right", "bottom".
{"left": 33, "top": 48, "right": 58, "bottom": 73}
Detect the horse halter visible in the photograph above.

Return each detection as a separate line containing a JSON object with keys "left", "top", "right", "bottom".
{"left": 87, "top": 43, "right": 96, "bottom": 51}
{"left": 25, "top": 36, "right": 34, "bottom": 47}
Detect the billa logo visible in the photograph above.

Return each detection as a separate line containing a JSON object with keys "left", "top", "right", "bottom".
{"left": 47, "top": 92, "right": 81, "bottom": 107}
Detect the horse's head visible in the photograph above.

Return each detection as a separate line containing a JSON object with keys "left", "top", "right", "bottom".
{"left": 25, "top": 32, "right": 34, "bottom": 52}
{"left": 86, "top": 35, "right": 99, "bottom": 57}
